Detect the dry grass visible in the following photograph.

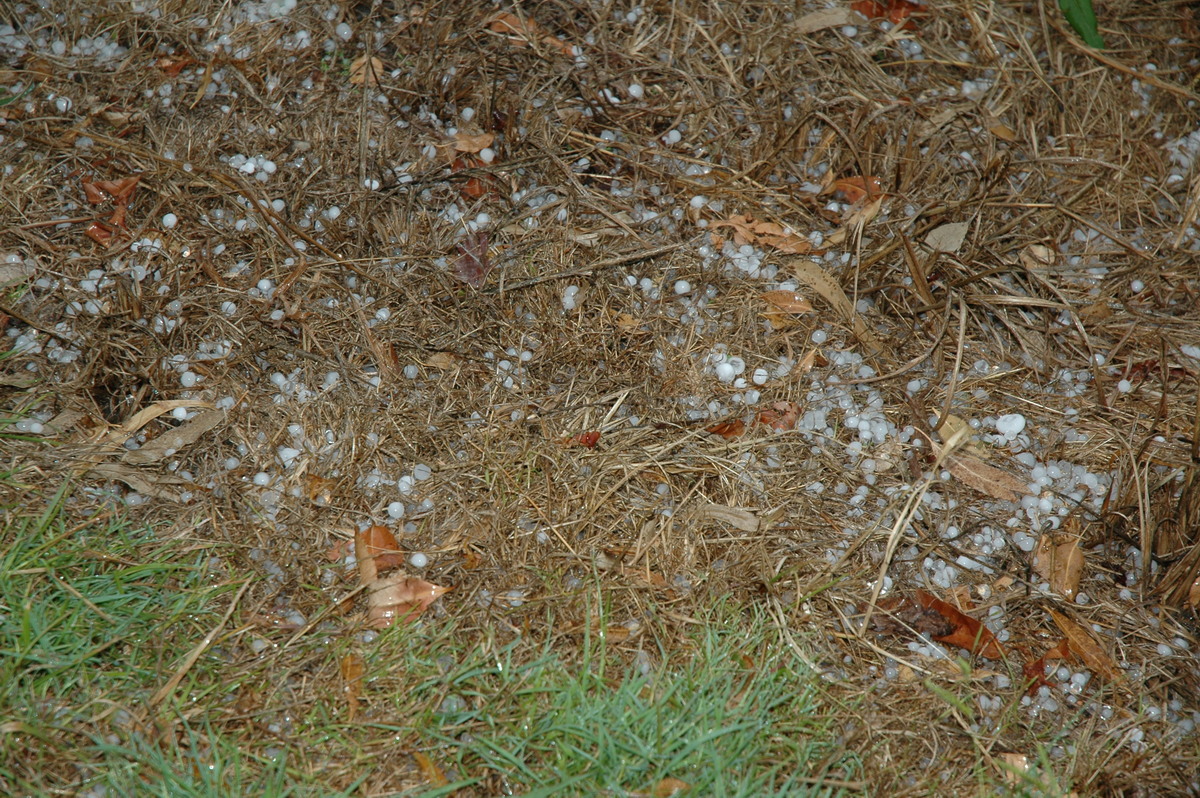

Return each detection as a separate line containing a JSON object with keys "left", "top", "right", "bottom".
{"left": 3, "top": 0, "right": 1200, "bottom": 794}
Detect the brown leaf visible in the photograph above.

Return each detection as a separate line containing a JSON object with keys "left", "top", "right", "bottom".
{"left": 915, "top": 589, "right": 1004, "bottom": 658}
{"left": 1032, "top": 524, "right": 1084, "bottom": 600}
{"left": 872, "top": 595, "right": 955, "bottom": 639}
{"left": 760, "top": 290, "right": 814, "bottom": 314}
{"left": 710, "top": 214, "right": 813, "bottom": 254}
{"left": 755, "top": 401, "right": 802, "bottom": 432}
{"left": 122, "top": 408, "right": 225, "bottom": 465}
{"left": 155, "top": 55, "right": 196, "bottom": 77}
{"left": 82, "top": 181, "right": 108, "bottom": 204}
{"left": 1047, "top": 609, "right": 1123, "bottom": 682}
{"left": 695, "top": 503, "right": 760, "bottom": 533}
{"left": 453, "top": 131, "right": 495, "bottom": 153}
{"left": 486, "top": 12, "right": 575, "bottom": 56}
{"left": 355, "top": 525, "right": 406, "bottom": 575}
{"left": 340, "top": 653, "right": 365, "bottom": 722}
{"left": 794, "top": 7, "right": 860, "bottom": 34}
{"left": 348, "top": 54, "right": 383, "bottom": 86}
{"left": 930, "top": 442, "right": 1027, "bottom": 503}
{"left": 791, "top": 260, "right": 883, "bottom": 356}
{"left": 85, "top": 220, "right": 116, "bottom": 245}
{"left": 850, "top": 0, "right": 925, "bottom": 30}
{"left": 94, "top": 176, "right": 140, "bottom": 204}
{"left": 653, "top": 777, "right": 692, "bottom": 797}
{"left": 453, "top": 231, "right": 492, "bottom": 288}
{"left": 367, "top": 573, "right": 450, "bottom": 628}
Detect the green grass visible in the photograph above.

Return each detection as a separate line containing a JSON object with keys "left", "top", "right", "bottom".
{"left": 0, "top": 481, "right": 299, "bottom": 795}
{"left": 377, "top": 601, "right": 859, "bottom": 796}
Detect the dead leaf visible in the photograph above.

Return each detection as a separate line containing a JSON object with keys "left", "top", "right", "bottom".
{"left": 485, "top": 12, "right": 574, "bottom": 56}
{"left": 760, "top": 290, "right": 814, "bottom": 314}
{"left": 998, "top": 752, "right": 1031, "bottom": 786}
{"left": 1047, "top": 609, "right": 1123, "bottom": 682}
{"left": 653, "top": 777, "right": 692, "bottom": 797}
{"left": 850, "top": 0, "right": 925, "bottom": 30}
{"left": 356, "top": 524, "right": 407, "bottom": 574}
{"left": 366, "top": 572, "right": 450, "bottom": 628}
{"left": 695, "top": 503, "right": 760, "bottom": 533}
{"left": 914, "top": 590, "right": 1004, "bottom": 658}
{"left": 826, "top": 194, "right": 884, "bottom": 245}
{"left": 1019, "top": 244, "right": 1056, "bottom": 270}
{"left": 795, "top": 7, "right": 861, "bottom": 34}
{"left": 562, "top": 431, "right": 601, "bottom": 448}
{"left": 304, "top": 474, "right": 336, "bottom": 505}
{"left": 121, "top": 408, "right": 224, "bottom": 465}
{"left": 987, "top": 120, "right": 1018, "bottom": 142}
{"left": 88, "top": 462, "right": 186, "bottom": 501}
{"left": 706, "top": 418, "right": 745, "bottom": 439}
{"left": 710, "top": 214, "right": 812, "bottom": 254}
{"left": 425, "top": 352, "right": 462, "bottom": 370}
{"left": 453, "top": 131, "right": 495, "bottom": 153}
{"left": 412, "top": 752, "right": 448, "bottom": 788}
{"left": 155, "top": 55, "right": 196, "bottom": 77}
{"left": 791, "top": 260, "right": 883, "bottom": 356}
{"left": 924, "top": 221, "right": 970, "bottom": 254}
{"left": 453, "top": 231, "right": 492, "bottom": 288}
{"left": 756, "top": 401, "right": 802, "bottom": 432}
{"left": 348, "top": 54, "right": 383, "bottom": 86}
{"left": 943, "top": 451, "right": 1027, "bottom": 502}
{"left": 340, "top": 653, "right": 365, "bottom": 722}
{"left": 1032, "top": 522, "right": 1084, "bottom": 600}
{"left": 822, "top": 175, "right": 883, "bottom": 204}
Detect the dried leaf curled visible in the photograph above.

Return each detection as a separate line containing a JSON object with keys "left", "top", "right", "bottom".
{"left": 453, "top": 231, "right": 492, "bottom": 288}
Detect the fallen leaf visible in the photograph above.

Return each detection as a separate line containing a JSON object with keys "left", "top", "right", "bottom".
{"left": 822, "top": 175, "right": 883, "bottom": 204}
{"left": 94, "top": 176, "right": 141, "bottom": 204}
{"left": 121, "top": 408, "right": 225, "bottom": 465}
{"left": 356, "top": 524, "right": 407, "bottom": 573}
{"left": 305, "top": 474, "right": 336, "bottom": 505}
{"left": 924, "top": 221, "right": 971, "bottom": 254}
{"left": 710, "top": 214, "right": 812, "bottom": 254}
{"left": 453, "top": 131, "right": 495, "bottom": 153}
{"left": 760, "top": 290, "right": 814, "bottom": 314}
{"left": 155, "top": 55, "right": 196, "bottom": 77}
{"left": 756, "top": 401, "right": 802, "bottom": 432}
{"left": 998, "top": 752, "right": 1030, "bottom": 786}
{"left": 850, "top": 0, "right": 925, "bottom": 30}
{"left": 340, "top": 653, "right": 365, "bottom": 722}
{"left": 348, "top": 54, "right": 383, "bottom": 86}
{"left": 564, "top": 430, "right": 601, "bottom": 448}
{"left": 794, "top": 7, "right": 861, "bottom": 34}
{"left": 366, "top": 573, "right": 450, "bottom": 628}
{"left": 1047, "top": 609, "right": 1123, "bottom": 682}
{"left": 453, "top": 231, "right": 492, "bottom": 288}
{"left": 486, "top": 12, "right": 574, "bottom": 56}
{"left": 653, "top": 777, "right": 692, "bottom": 797}
{"left": 1032, "top": 523, "right": 1084, "bottom": 600}
{"left": 944, "top": 451, "right": 1027, "bottom": 502}
{"left": 915, "top": 589, "right": 1004, "bottom": 658}
{"left": 705, "top": 418, "right": 745, "bottom": 439}
{"left": 987, "top": 120, "right": 1018, "bottom": 142}
{"left": 425, "top": 352, "right": 462, "bottom": 370}
{"left": 695, "top": 503, "right": 760, "bottom": 533}
{"left": 1019, "top": 243, "right": 1056, "bottom": 270}
{"left": 85, "top": 220, "right": 117, "bottom": 245}
{"left": 412, "top": 752, "right": 448, "bottom": 788}
{"left": 791, "top": 260, "right": 883, "bottom": 356}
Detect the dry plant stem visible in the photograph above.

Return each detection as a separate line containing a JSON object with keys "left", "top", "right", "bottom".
{"left": 934, "top": 296, "right": 968, "bottom": 435}
{"left": 484, "top": 240, "right": 690, "bottom": 294}
{"left": 150, "top": 578, "right": 251, "bottom": 708}
{"left": 860, "top": 423, "right": 969, "bottom": 631}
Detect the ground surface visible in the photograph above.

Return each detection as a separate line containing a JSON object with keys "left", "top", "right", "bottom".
{"left": 3, "top": 1, "right": 1200, "bottom": 795}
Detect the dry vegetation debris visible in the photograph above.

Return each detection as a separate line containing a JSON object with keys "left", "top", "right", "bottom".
{"left": 3, "top": 0, "right": 1200, "bottom": 793}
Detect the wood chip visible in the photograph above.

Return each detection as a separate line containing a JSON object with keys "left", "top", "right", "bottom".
{"left": 1047, "top": 609, "right": 1123, "bottom": 683}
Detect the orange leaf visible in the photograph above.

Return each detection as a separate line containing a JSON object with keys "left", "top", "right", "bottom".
{"left": 94, "top": 175, "right": 140, "bottom": 204}
{"left": 566, "top": 430, "right": 601, "bottom": 448}
{"left": 155, "top": 55, "right": 196, "bottom": 77}
{"left": 710, "top": 214, "right": 812, "bottom": 254}
{"left": 340, "top": 653, "right": 365, "bottom": 722}
{"left": 412, "top": 752, "right": 448, "bottom": 787}
{"left": 82, "top": 181, "right": 108, "bottom": 204}
{"left": 915, "top": 589, "right": 1004, "bottom": 658}
{"left": 706, "top": 418, "right": 746, "bottom": 439}
{"left": 84, "top": 220, "right": 115, "bottom": 245}
{"left": 654, "top": 777, "right": 692, "bottom": 797}
{"left": 760, "top": 290, "right": 814, "bottom": 314}
{"left": 850, "top": 0, "right": 925, "bottom": 30}
{"left": 823, "top": 175, "right": 883, "bottom": 204}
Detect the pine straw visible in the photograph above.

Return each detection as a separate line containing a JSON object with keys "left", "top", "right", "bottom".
{"left": 3, "top": 0, "right": 1200, "bottom": 793}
